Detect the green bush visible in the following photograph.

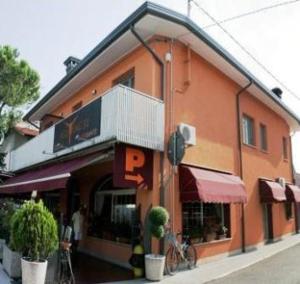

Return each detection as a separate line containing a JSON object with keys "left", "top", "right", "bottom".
{"left": 10, "top": 200, "right": 58, "bottom": 261}
{"left": 149, "top": 206, "right": 169, "bottom": 226}
{"left": 0, "top": 199, "right": 19, "bottom": 243}
{"left": 150, "top": 225, "right": 165, "bottom": 239}
{"left": 148, "top": 206, "right": 169, "bottom": 240}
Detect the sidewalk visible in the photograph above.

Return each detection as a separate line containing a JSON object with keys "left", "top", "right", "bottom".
{"left": 0, "top": 264, "right": 10, "bottom": 284}
{"left": 116, "top": 233, "right": 300, "bottom": 284}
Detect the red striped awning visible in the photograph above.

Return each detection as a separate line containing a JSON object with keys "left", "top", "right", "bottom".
{"left": 259, "top": 179, "right": 286, "bottom": 203}
{"left": 0, "top": 152, "right": 105, "bottom": 194}
{"left": 286, "top": 184, "right": 300, "bottom": 202}
{"left": 179, "top": 165, "right": 247, "bottom": 203}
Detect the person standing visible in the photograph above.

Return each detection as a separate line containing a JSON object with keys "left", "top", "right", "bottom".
{"left": 71, "top": 204, "right": 86, "bottom": 263}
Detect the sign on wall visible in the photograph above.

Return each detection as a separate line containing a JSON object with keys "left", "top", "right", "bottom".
{"left": 113, "top": 143, "right": 153, "bottom": 189}
{"left": 53, "top": 98, "right": 101, "bottom": 152}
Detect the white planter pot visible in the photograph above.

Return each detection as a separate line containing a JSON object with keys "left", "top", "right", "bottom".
{"left": 0, "top": 239, "right": 5, "bottom": 260}
{"left": 21, "top": 258, "right": 48, "bottom": 284}
{"left": 145, "top": 254, "right": 166, "bottom": 281}
{"left": 2, "top": 244, "right": 21, "bottom": 278}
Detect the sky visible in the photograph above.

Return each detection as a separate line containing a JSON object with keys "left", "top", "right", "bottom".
{"left": 1, "top": 0, "right": 300, "bottom": 171}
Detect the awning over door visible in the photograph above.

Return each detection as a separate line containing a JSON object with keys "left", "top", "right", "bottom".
{"left": 285, "top": 184, "right": 300, "bottom": 202}
{"left": 179, "top": 165, "right": 247, "bottom": 203}
{"left": 259, "top": 179, "right": 286, "bottom": 203}
{"left": 0, "top": 152, "right": 107, "bottom": 194}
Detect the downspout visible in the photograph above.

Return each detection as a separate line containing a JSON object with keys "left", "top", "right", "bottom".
{"left": 236, "top": 79, "right": 253, "bottom": 253}
{"left": 289, "top": 132, "right": 298, "bottom": 233}
{"left": 130, "top": 26, "right": 165, "bottom": 206}
{"left": 130, "top": 27, "right": 164, "bottom": 100}
{"left": 130, "top": 26, "right": 166, "bottom": 255}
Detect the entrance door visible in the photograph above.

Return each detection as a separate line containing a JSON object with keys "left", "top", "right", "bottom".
{"left": 263, "top": 203, "right": 273, "bottom": 242}
{"left": 66, "top": 178, "right": 80, "bottom": 223}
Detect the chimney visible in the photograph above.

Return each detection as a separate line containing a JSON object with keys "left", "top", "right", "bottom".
{"left": 63, "top": 56, "right": 81, "bottom": 74}
{"left": 272, "top": 87, "right": 282, "bottom": 99}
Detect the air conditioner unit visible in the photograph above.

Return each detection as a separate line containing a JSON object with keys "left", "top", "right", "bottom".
{"left": 276, "top": 177, "right": 286, "bottom": 189}
{"left": 178, "top": 123, "right": 196, "bottom": 146}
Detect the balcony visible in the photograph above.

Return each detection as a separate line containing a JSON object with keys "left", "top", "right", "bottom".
{"left": 9, "top": 85, "right": 165, "bottom": 172}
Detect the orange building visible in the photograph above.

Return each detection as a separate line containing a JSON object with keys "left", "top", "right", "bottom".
{"left": 1, "top": 2, "right": 300, "bottom": 270}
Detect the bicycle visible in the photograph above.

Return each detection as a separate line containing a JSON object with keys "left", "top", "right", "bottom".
{"left": 57, "top": 241, "right": 75, "bottom": 284}
{"left": 165, "top": 231, "right": 197, "bottom": 275}
{"left": 58, "top": 226, "right": 75, "bottom": 284}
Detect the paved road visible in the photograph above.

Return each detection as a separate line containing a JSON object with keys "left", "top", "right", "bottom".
{"left": 209, "top": 243, "right": 300, "bottom": 284}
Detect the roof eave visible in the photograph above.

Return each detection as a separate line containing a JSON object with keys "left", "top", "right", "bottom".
{"left": 24, "top": 1, "right": 300, "bottom": 128}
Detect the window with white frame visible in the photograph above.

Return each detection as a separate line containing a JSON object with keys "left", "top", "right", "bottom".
{"left": 112, "top": 68, "right": 135, "bottom": 88}
{"left": 259, "top": 123, "right": 268, "bottom": 151}
{"left": 242, "top": 115, "right": 255, "bottom": 146}
{"left": 182, "top": 202, "right": 230, "bottom": 243}
{"left": 88, "top": 177, "right": 136, "bottom": 244}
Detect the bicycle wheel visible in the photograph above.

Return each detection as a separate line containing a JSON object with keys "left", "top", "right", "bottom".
{"left": 185, "top": 244, "right": 197, "bottom": 269}
{"left": 165, "top": 246, "right": 180, "bottom": 275}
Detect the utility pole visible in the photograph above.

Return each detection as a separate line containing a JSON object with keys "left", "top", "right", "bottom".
{"left": 187, "top": 0, "right": 192, "bottom": 18}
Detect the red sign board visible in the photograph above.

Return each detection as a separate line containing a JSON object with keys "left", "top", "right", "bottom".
{"left": 113, "top": 143, "right": 153, "bottom": 189}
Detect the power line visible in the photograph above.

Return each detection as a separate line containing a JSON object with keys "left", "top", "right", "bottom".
{"left": 203, "top": 0, "right": 300, "bottom": 29}
{"left": 191, "top": 0, "right": 300, "bottom": 101}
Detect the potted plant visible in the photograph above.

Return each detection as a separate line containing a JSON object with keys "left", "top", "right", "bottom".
{"left": 190, "top": 225, "right": 204, "bottom": 244}
{"left": 0, "top": 199, "right": 22, "bottom": 278}
{"left": 0, "top": 199, "right": 16, "bottom": 252}
{"left": 145, "top": 206, "right": 169, "bottom": 281}
{"left": 10, "top": 200, "right": 58, "bottom": 284}
{"left": 217, "top": 225, "right": 228, "bottom": 240}
{"left": 204, "top": 224, "right": 217, "bottom": 242}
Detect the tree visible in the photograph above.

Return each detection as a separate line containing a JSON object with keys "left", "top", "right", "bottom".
{"left": 0, "top": 45, "right": 40, "bottom": 133}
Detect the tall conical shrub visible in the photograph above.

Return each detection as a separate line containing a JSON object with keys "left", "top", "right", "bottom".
{"left": 10, "top": 200, "right": 58, "bottom": 261}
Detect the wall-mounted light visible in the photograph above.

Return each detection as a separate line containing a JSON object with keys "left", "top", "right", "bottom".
{"left": 91, "top": 89, "right": 97, "bottom": 96}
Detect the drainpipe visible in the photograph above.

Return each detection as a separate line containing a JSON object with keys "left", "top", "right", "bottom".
{"left": 130, "top": 26, "right": 165, "bottom": 206}
{"left": 289, "top": 132, "right": 298, "bottom": 233}
{"left": 130, "top": 26, "right": 164, "bottom": 101}
{"left": 130, "top": 27, "right": 166, "bottom": 255}
{"left": 236, "top": 79, "right": 253, "bottom": 253}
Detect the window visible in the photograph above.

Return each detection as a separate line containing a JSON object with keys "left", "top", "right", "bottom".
{"left": 182, "top": 202, "right": 230, "bottom": 243}
{"left": 72, "top": 101, "right": 82, "bottom": 112}
{"left": 283, "top": 137, "right": 288, "bottom": 160}
{"left": 259, "top": 123, "right": 268, "bottom": 151}
{"left": 113, "top": 68, "right": 135, "bottom": 88}
{"left": 242, "top": 115, "right": 255, "bottom": 146}
{"left": 88, "top": 177, "right": 137, "bottom": 244}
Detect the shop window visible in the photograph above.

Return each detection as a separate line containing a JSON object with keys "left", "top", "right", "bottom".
{"left": 88, "top": 176, "right": 137, "bottom": 244}
{"left": 182, "top": 202, "right": 230, "bottom": 243}
{"left": 282, "top": 137, "right": 288, "bottom": 160}
{"left": 242, "top": 115, "right": 255, "bottom": 146}
{"left": 113, "top": 68, "right": 135, "bottom": 88}
{"left": 259, "top": 123, "right": 268, "bottom": 152}
{"left": 285, "top": 203, "right": 293, "bottom": 220}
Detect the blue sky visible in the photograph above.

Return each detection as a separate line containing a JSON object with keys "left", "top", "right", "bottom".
{"left": 1, "top": 0, "right": 300, "bottom": 171}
